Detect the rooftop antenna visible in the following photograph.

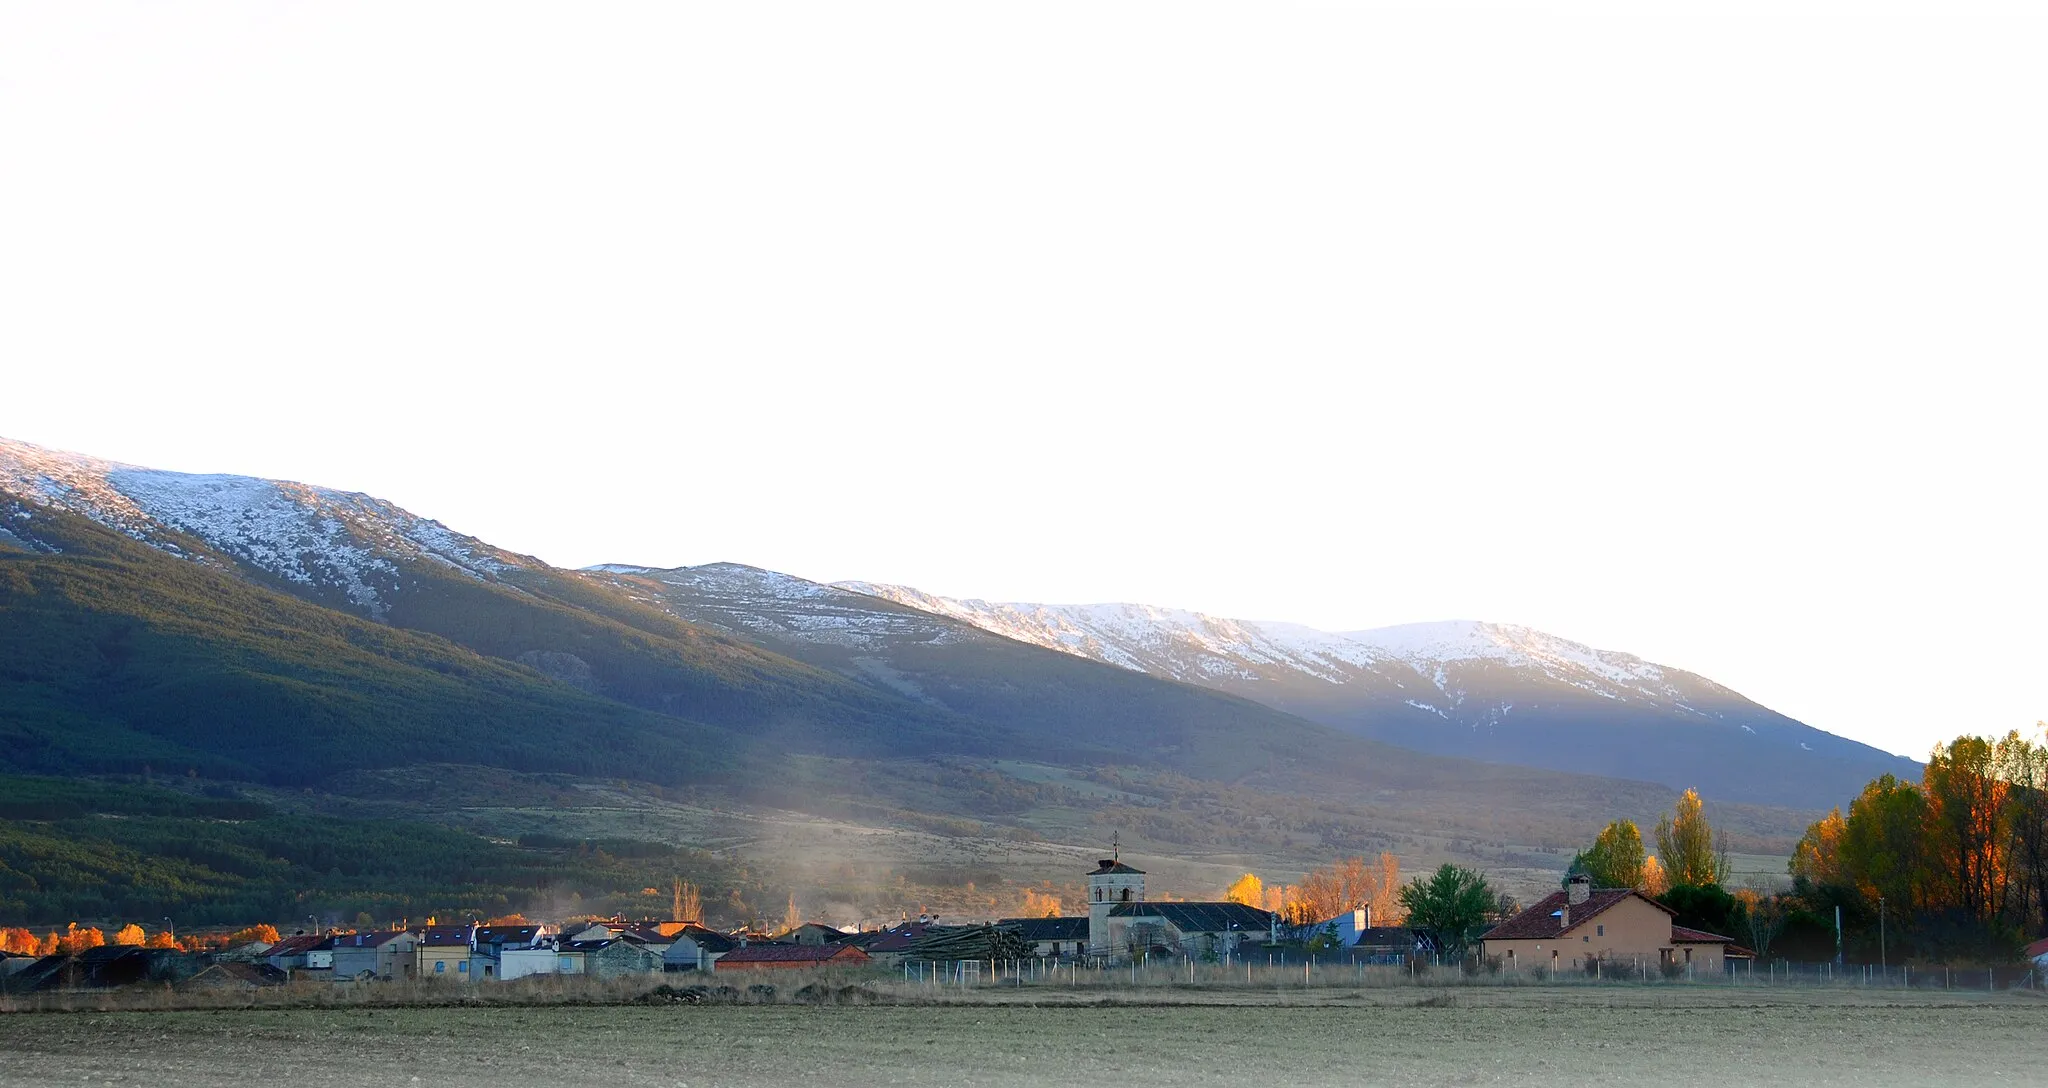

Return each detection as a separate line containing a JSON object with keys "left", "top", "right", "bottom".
{"left": 1112, "top": 831, "right": 1120, "bottom": 865}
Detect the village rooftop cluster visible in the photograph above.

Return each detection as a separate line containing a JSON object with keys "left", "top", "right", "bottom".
{"left": 1, "top": 856, "right": 1768, "bottom": 994}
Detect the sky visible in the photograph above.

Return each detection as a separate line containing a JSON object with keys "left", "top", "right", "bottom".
{"left": 1, "top": 2, "right": 2042, "bottom": 760}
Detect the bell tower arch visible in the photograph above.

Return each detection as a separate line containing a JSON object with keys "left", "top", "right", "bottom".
{"left": 1086, "top": 840, "right": 1145, "bottom": 956}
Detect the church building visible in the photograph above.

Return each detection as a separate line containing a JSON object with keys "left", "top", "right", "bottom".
{"left": 1085, "top": 856, "right": 1275, "bottom": 961}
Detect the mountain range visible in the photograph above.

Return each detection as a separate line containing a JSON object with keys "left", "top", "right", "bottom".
{"left": 0, "top": 433, "right": 1913, "bottom": 918}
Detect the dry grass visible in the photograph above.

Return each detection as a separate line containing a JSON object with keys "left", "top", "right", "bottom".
{"left": 0, "top": 987, "right": 2041, "bottom": 1088}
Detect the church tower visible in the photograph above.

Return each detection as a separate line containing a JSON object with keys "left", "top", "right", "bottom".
{"left": 1085, "top": 849, "right": 1145, "bottom": 956}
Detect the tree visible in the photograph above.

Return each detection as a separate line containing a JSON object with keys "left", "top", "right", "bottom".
{"left": 226, "top": 924, "right": 280, "bottom": 946}
{"left": 1658, "top": 883, "right": 1737, "bottom": 938}
{"left": 1791, "top": 807, "right": 1847, "bottom": 887}
{"left": 56, "top": 924, "right": 105, "bottom": 955}
{"left": 1734, "top": 886, "right": 1786, "bottom": 962}
{"left": 1397, "top": 864, "right": 1498, "bottom": 962}
{"left": 780, "top": 893, "right": 802, "bottom": 935}
{"left": 1573, "top": 820, "right": 1648, "bottom": 889}
{"left": 1924, "top": 736, "right": 2010, "bottom": 921}
{"left": 1655, "top": 789, "right": 1724, "bottom": 888}
{"left": 1835, "top": 774, "right": 1928, "bottom": 911}
{"left": 110, "top": 924, "right": 146, "bottom": 946}
{"left": 1995, "top": 729, "right": 2048, "bottom": 933}
{"left": 145, "top": 931, "right": 180, "bottom": 950}
{"left": 1641, "top": 856, "right": 1670, "bottom": 896}
{"left": 1224, "top": 873, "right": 1265, "bottom": 908}
{"left": 1022, "top": 887, "right": 1063, "bottom": 917}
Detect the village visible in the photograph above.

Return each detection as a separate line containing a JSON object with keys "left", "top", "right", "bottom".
{"left": 0, "top": 850, "right": 1775, "bottom": 995}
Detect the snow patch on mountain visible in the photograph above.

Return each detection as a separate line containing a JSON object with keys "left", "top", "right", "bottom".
{"left": 1, "top": 436, "right": 520, "bottom": 619}
{"left": 834, "top": 584, "right": 1752, "bottom": 719}
{"left": 588, "top": 564, "right": 972, "bottom": 651}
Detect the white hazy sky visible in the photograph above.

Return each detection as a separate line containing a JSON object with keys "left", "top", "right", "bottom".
{"left": 2, "top": 2, "right": 2042, "bottom": 760}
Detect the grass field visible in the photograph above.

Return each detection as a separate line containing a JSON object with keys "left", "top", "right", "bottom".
{"left": 0, "top": 986, "right": 2038, "bottom": 1088}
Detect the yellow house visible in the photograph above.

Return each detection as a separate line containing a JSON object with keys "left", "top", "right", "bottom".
{"left": 414, "top": 925, "right": 478, "bottom": 982}
{"left": 1479, "top": 876, "right": 1749, "bottom": 975}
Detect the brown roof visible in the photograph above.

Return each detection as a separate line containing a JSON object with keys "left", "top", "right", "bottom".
{"left": 1481, "top": 889, "right": 1671, "bottom": 942}
{"left": 719, "top": 943, "right": 870, "bottom": 964}
{"left": 263, "top": 934, "right": 327, "bottom": 957}
{"left": 1089, "top": 859, "right": 1145, "bottom": 875}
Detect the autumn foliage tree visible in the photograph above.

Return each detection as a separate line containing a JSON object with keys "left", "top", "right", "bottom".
{"left": 56, "top": 924, "right": 105, "bottom": 954}
{"left": 1654, "top": 789, "right": 1727, "bottom": 889}
{"left": 1223, "top": 873, "right": 1264, "bottom": 908}
{"left": 1790, "top": 727, "right": 2048, "bottom": 959}
{"left": 1571, "top": 820, "right": 1649, "bottom": 889}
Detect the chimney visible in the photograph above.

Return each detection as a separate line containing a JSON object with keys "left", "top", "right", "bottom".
{"left": 1566, "top": 875, "right": 1591, "bottom": 905}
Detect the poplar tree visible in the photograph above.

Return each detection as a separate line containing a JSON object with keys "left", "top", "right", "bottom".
{"left": 1654, "top": 788, "right": 1725, "bottom": 888}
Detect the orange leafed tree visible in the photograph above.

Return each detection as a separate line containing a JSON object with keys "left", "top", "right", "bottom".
{"left": 57, "top": 924, "right": 106, "bottom": 954}
{"left": 1223, "top": 873, "right": 1264, "bottom": 907}
{"left": 111, "top": 923, "right": 147, "bottom": 946}
{"left": 227, "top": 924, "right": 282, "bottom": 946}
{"left": 145, "top": 930, "right": 181, "bottom": 950}
{"left": 1641, "top": 855, "right": 1671, "bottom": 896}
{"left": 0, "top": 927, "right": 40, "bottom": 954}
{"left": 1021, "top": 887, "right": 1063, "bottom": 917}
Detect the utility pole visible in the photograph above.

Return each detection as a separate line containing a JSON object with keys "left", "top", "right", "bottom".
{"left": 1834, "top": 905, "right": 1843, "bottom": 967}
{"left": 1879, "top": 896, "right": 1886, "bottom": 974}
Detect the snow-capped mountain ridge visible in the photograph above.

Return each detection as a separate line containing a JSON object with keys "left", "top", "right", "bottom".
{"left": 0, "top": 437, "right": 524, "bottom": 618}
{"left": 832, "top": 583, "right": 1721, "bottom": 711}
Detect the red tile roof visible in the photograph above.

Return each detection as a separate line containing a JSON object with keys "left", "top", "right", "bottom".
{"left": 2025, "top": 937, "right": 2048, "bottom": 961}
{"left": 1480, "top": 889, "right": 1671, "bottom": 942}
{"left": 719, "top": 943, "right": 870, "bottom": 965}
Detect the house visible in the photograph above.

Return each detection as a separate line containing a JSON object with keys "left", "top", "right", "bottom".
{"left": 9, "top": 947, "right": 196, "bottom": 991}
{"left": 559, "top": 939, "right": 663, "bottom": 979}
{"left": 1082, "top": 855, "right": 1275, "bottom": 961}
{"left": 2026, "top": 936, "right": 2048, "bottom": 977}
{"left": 716, "top": 943, "right": 871, "bottom": 971}
{"left": 614, "top": 924, "right": 676, "bottom": 957}
{"left": 1479, "top": 875, "right": 1752, "bottom": 974}
{"left": 662, "top": 924, "right": 736, "bottom": 973}
{"left": 415, "top": 925, "right": 479, "bottom": 981}
{"left": 1349, "top": 925, "right": 1427, "bottom": 964}
{"left": 1106, "top": 902, "right": 1274, "bottom": 960}
{"left": 328, "top": 930, "right": 417, "bottom": 981}
{"left": 997, "top": 916, "right": 1091, "bottom": 959}
{"left": 474, "top": 924, "right": 551, "bottom": 952}
{"left": 562, "top": 922, "right": 618, "bottom": 943}
{"left": 783, "top": 923, "right": 848, "bottom": 946}
{"left": 497, "top": 943, "right": 560, "bottom": 981}
{"left": 264, "top": 933, "right": 329, "bottom": 976}
{"left": 1304, "top": 907, "right": 1422, "bottom": 963}
{"left": 844, "top": 922, "right": 936, "bottom": 969}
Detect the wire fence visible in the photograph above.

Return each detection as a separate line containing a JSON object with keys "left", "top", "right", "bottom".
{"left": 894, "top": 954, "right": 2046, "bottom": 992}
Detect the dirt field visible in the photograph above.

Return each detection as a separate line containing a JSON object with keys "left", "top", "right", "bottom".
{"left": 0, "top": 987, "right": 2038, "bottom": 1088}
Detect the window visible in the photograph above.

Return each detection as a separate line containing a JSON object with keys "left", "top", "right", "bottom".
{"left": 1582, "top": 935, "right": 1589, "bottom": 942}
{"left": 1120, "top": 888, "right": 1131, "bottom": 902}
{"left": 434, "top": 961, "right": 446, "bottom": 973}
{"left": 458, "top": 962, "right": 468, "bottom": 974}
{"left": 1094, "top": 888, "right": 1102, "bottom": 902}
{"left": 1596, "top": 925, "right": 1604, "bottom": 937}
